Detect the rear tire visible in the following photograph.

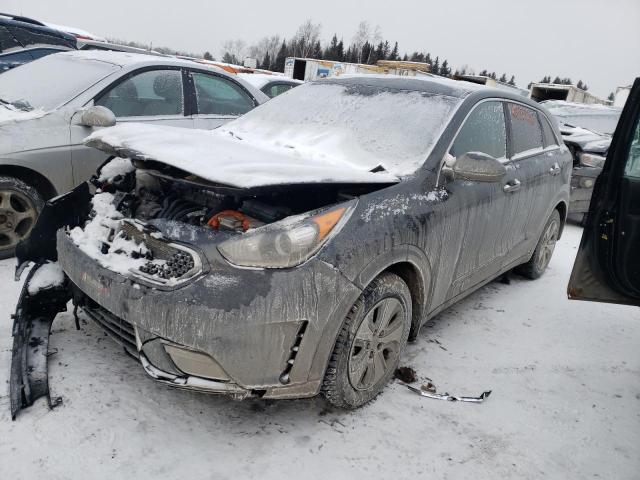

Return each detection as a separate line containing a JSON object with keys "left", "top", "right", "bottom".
{"left": 0, "top": 176, "right": 44, "bottom": 260}
{"left": 515, "top": 210, "right": 560, "bottom": 280}
{"left": 322, "top": 272, "right": 412, "bottom": 408}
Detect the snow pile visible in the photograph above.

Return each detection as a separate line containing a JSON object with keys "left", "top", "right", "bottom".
{"left": 27, "top": 262, "right": 65, "bottom": 295}
{"left": 98, "top": 157, "right": 135, "bottom": 182}
{"left": 0, "top": 104, "right": 47, "bottom": 124}
{"left": 69, "top": 192, "right": 149, "bottom": 276}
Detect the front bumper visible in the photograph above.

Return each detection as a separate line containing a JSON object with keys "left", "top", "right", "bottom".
{"left": 57, "top": 229, "right": 362, "bottom": 399}
{"left": 569, "top": 165, "right": 601, "bottom": 214}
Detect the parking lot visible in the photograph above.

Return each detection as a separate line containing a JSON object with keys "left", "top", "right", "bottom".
{"left": 1, "top": 223, "right": 638, "bottom": 479}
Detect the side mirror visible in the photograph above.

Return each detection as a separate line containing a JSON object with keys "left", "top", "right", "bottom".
{"left": 443, "top": 152, "right": 506, "bottom": 182}
{"left": 75, "top": 106, "right": 116, "bottom": 128}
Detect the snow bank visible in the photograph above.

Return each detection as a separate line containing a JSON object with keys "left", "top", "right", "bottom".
{"left": 98, "top": 157, "right": 135, "bottom": 182}
{"left": 27, "top": 262, "right": 65, "bottom": 295}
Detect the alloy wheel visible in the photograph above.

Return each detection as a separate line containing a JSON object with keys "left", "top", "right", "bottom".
{"left": 0, "top": 189, "right": 38, "bottom": 252}
{"left": 348, "top": 297, "right": 405, "bottom": 391}
{"left": 537, "top": 219, "right": 559, "bottom": 271}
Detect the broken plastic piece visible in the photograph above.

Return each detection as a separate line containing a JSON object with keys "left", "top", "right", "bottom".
{"left": 405, "top": 384, "right": 492, "bottom": 403}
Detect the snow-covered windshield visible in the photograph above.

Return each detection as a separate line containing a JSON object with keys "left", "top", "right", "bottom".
{"left": 220, "top": 81, "right": 461, "bottom": 176}
{"left": 0, "top": 53, "right": 120, "bottom": 112}
{"left": 543, "top": 101, "right": 622, "bottom": 135}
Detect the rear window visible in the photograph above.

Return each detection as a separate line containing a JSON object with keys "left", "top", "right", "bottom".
{"left": 0, "top": 26, "right": 21, "bottom": 53}
{"left": 538, "top": 113, "right": 558, "bottom": 147}
{"left": 8, "top": 25, "right": 73, "bottom": 49}
{"left": 508, "top": 103, "right": 544, "bottom": 155}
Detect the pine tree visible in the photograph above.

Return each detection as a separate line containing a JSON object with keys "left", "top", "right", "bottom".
{"left": 607, "top": 92, "right": 615, "bottom": 101}
{"left": 425, "top": 53, "right": 432, "bottom": 65}
{"left": 508, "top": 75, "right": 516, "bottom": 86}
{"left": 274, "top": 40, "right": 288, "bottom": 72}
{"left": 440, "top": 59, "right": 451, "bottom": 76}
{"left": 499, "top": 73, "right": 507, "bottom": 83}
{"left": 222, "top": 52, "right": 236, "bottom": 64}
{"left": 402, "top": 53, "right": 408, "bottom": 61}
{"left": 336, "top": 40, "right": 345, "bottom": 61}
{"left": 203, "top": 51, "right": 213, "bottom": 61}
{"left": 527, "top": 81, "right": 533, "bottom": 89}
{"left": 490, "top": 72, "right": 497, "bottom": 80}
{"left": 388, "top": 42, "right": 399, "bottom": 61}
{"left": 372, "top": 41, "right": 385, "bottom": 64}
{"left": 432, "top": 56, "right": 440, "bottom": 76}
{"left": 261, "top": 51, "right": 271, "bottom": 70}
{"left": 312, "top": 40, "right": 322, "bottom": 59}
{"left": 479, "top": 69, "right": 489, "bottom": 77}
{"left": 552, "top": 76, "right": 562, "bottom": 84}
{"left": 361, "top": 41, "right": 372, "bottom": 64}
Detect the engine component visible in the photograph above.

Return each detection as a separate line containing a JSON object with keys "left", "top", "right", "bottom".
{"left": 207, "top": 210, "right": 263, "bottom": 232}
{"left": 240, "top": 199, "right": 291, "bottom": 223}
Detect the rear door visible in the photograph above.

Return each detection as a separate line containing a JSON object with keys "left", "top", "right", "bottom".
{"left": 500, "top": 102, "right": 559, "bottom": 263}
{"left": 188, "top": 70, "right": 258, "bottom": 129}
{"left": 568, "top": 78, "right": 640, "bottom": 306}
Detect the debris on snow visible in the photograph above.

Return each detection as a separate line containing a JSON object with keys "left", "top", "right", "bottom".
{"left": 394, "top": 366, "right": 418, "bottom": 384}
{"left": 406, "top": 384, "right": 492, "bottom": 403}
{"left": 27, "top": 262, "right": 65, "bottom": 295}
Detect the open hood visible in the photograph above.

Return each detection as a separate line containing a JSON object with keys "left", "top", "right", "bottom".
{"left": 85, "top": 123, "right": 400, "bottom": 189}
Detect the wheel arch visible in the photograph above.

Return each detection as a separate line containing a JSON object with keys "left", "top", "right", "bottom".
{"left": 0, "top": 165, "right": 58, "bottom": 200}
{"left": 555, "top": 200, "right": 568, "bottom": 238}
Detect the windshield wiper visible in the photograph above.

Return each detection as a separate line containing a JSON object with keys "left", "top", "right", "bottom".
{"left": 0, "top": 98, "right": 33, "bottom": 112}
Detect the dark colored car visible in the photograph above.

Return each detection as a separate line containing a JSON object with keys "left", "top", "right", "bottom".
{"left": 542, "top": 101, "right": 622, "bottom": 220}
{"left": 238, "top": 73, "right": 303, "bottom": 98}
{"left": 0, "top": 13, "right": 76, "bottom": 72}
{"left": 569, "top": 77, "right": 640, "bottom": 307}
{"left": 10, "top": 76, "right": 571, "bottom": 418}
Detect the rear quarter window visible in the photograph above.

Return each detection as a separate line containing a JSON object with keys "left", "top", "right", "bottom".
{"left": 538, "top": 112, "right": 559, "bottom": 147}
{"left": 508, "top": 103, "right": 544, "bottom": 155}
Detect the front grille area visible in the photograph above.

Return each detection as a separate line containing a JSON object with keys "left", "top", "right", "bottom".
{"left": 83, "top": 305, "right": 139, "bottom": 358}
{"left": 119, "top": 221, "right": 199, "bottom": 283}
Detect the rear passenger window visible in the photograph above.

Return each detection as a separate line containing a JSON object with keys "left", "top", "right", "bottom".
{"left": 538, "top": 112, "right": 558, "bottom": 147}
{"left": 450, "top": 101, "right": 506, "bottom": 160}
{"left": 508, "top": 103, "right": 544, "bottom": 155}
{"left": 192, "top": 72, "right": 255, "bottom": 115}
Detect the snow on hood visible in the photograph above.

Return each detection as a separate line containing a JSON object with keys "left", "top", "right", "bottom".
{"left": 85, "top": 123, "right": 400, "bottom": 188}
{"left": 0, "top": 104, "right": 47, "bottom": 124}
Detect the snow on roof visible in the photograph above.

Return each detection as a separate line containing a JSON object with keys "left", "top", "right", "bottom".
{"left": 327, "top": 73, "right": 484, "bottom": 97}
{"left": 54, "top": 50, "right": 225, "bottom": 72}
{"left": 238, "top": 73, "right": 300, "bottom": 90}
{"left": 44, "top": 22, "right": 105, "bottom": 41}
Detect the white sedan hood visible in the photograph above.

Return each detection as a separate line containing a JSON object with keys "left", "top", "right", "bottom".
{"left": 85, "top": 123, "right": 399, "bottom": 189}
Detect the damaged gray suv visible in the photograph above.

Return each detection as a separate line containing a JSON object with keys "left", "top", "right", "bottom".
{"left": 10, "top": 75, "right": 571, "bottom": 418}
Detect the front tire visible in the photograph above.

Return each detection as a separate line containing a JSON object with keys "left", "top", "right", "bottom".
{"left": 515, "top": 210, "right": 560, "bottom": 280}
{"left": 322, "top": 272, "right": 412, "bottom": 408}
{"left": 0, "top": 176, "right": 43, "bottom": 260}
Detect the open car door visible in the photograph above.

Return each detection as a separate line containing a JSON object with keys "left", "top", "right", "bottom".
{"left": 568, "top": 78, "right": 640, "bottom": 306}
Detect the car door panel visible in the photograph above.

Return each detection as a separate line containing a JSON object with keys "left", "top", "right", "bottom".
{"left": 568, "top": 77, "right": 640, "bottom": 306}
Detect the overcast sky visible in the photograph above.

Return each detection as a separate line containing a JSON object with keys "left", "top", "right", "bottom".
{"left": 7, "top": 0, "right": 639, "bottom": 97}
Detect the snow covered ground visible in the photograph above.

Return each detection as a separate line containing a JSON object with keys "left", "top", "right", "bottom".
{"left": 1, "top": 224, "right": 638, "bottom": 479}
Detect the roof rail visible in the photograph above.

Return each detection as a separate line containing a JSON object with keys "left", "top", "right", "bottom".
{"left": 0, "top": 12, "right": 46, "bottom": 26}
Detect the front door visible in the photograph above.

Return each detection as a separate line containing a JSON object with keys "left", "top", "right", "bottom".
{"left": 568, "top": 77, "right": 640, "bottom": 306}
{"left": 70, "top": 68, "right": 193, "bottom": 184}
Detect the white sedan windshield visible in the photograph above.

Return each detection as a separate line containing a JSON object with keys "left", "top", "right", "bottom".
{"left": 220, "top": 81, "right": 461, "bottom": 176}
{"left": 0, "top": 53, "right": 120, "bottom": 111}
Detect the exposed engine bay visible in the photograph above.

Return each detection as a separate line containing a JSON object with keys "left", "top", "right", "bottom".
{"left": 66, "top": 159, "right": 387, "bottom": 285}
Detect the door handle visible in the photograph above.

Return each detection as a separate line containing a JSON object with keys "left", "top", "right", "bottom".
{"left": 503, "top": 179, "right": 521, "bottom": 193}
{"left": 549, "top": 163, "right": 561, "bottom": 176}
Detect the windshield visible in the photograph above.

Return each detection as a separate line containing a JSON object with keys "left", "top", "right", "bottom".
{"left": 220, "top": 81, "right": 461, "bottom": 176}
{"left": 544, "top": 102, "right": 622, "bottom": 135}
{"left": 0, "top": 53, "right": 120, "bottom": 111}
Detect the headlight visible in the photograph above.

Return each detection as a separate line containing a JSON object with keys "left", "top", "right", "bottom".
{"left": 579, "top": 153, "right": 606, "bottom": 168}
{"left": 217, "top": 201, "right": 356, "bottom": 268}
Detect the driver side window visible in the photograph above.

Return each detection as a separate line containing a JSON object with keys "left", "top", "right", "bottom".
{"left": 450, "top": 101, "right": 507, "bottom": 160}
{"left": 95, "top": 69, "right": 184, "bottom": 118}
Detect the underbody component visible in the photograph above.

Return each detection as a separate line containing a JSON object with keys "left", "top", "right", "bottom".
{"left": 405, "top": 384, "right": 492, "bottom": 403}
{"left": 10, "top": 264, "right": 71, "bottom": 420}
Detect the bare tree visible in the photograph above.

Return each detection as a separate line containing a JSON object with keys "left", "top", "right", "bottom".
{"left": 248, "top": 35, "right": 282, "bottom": 66}
{"left": 291, "top": 19, "right": 321, "bottom": 58}
{"left": 351, "top": 21, "right": 383, "bottom": 63}
{"left": 220, "top": 39, "right": 247, "bottom": 63}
